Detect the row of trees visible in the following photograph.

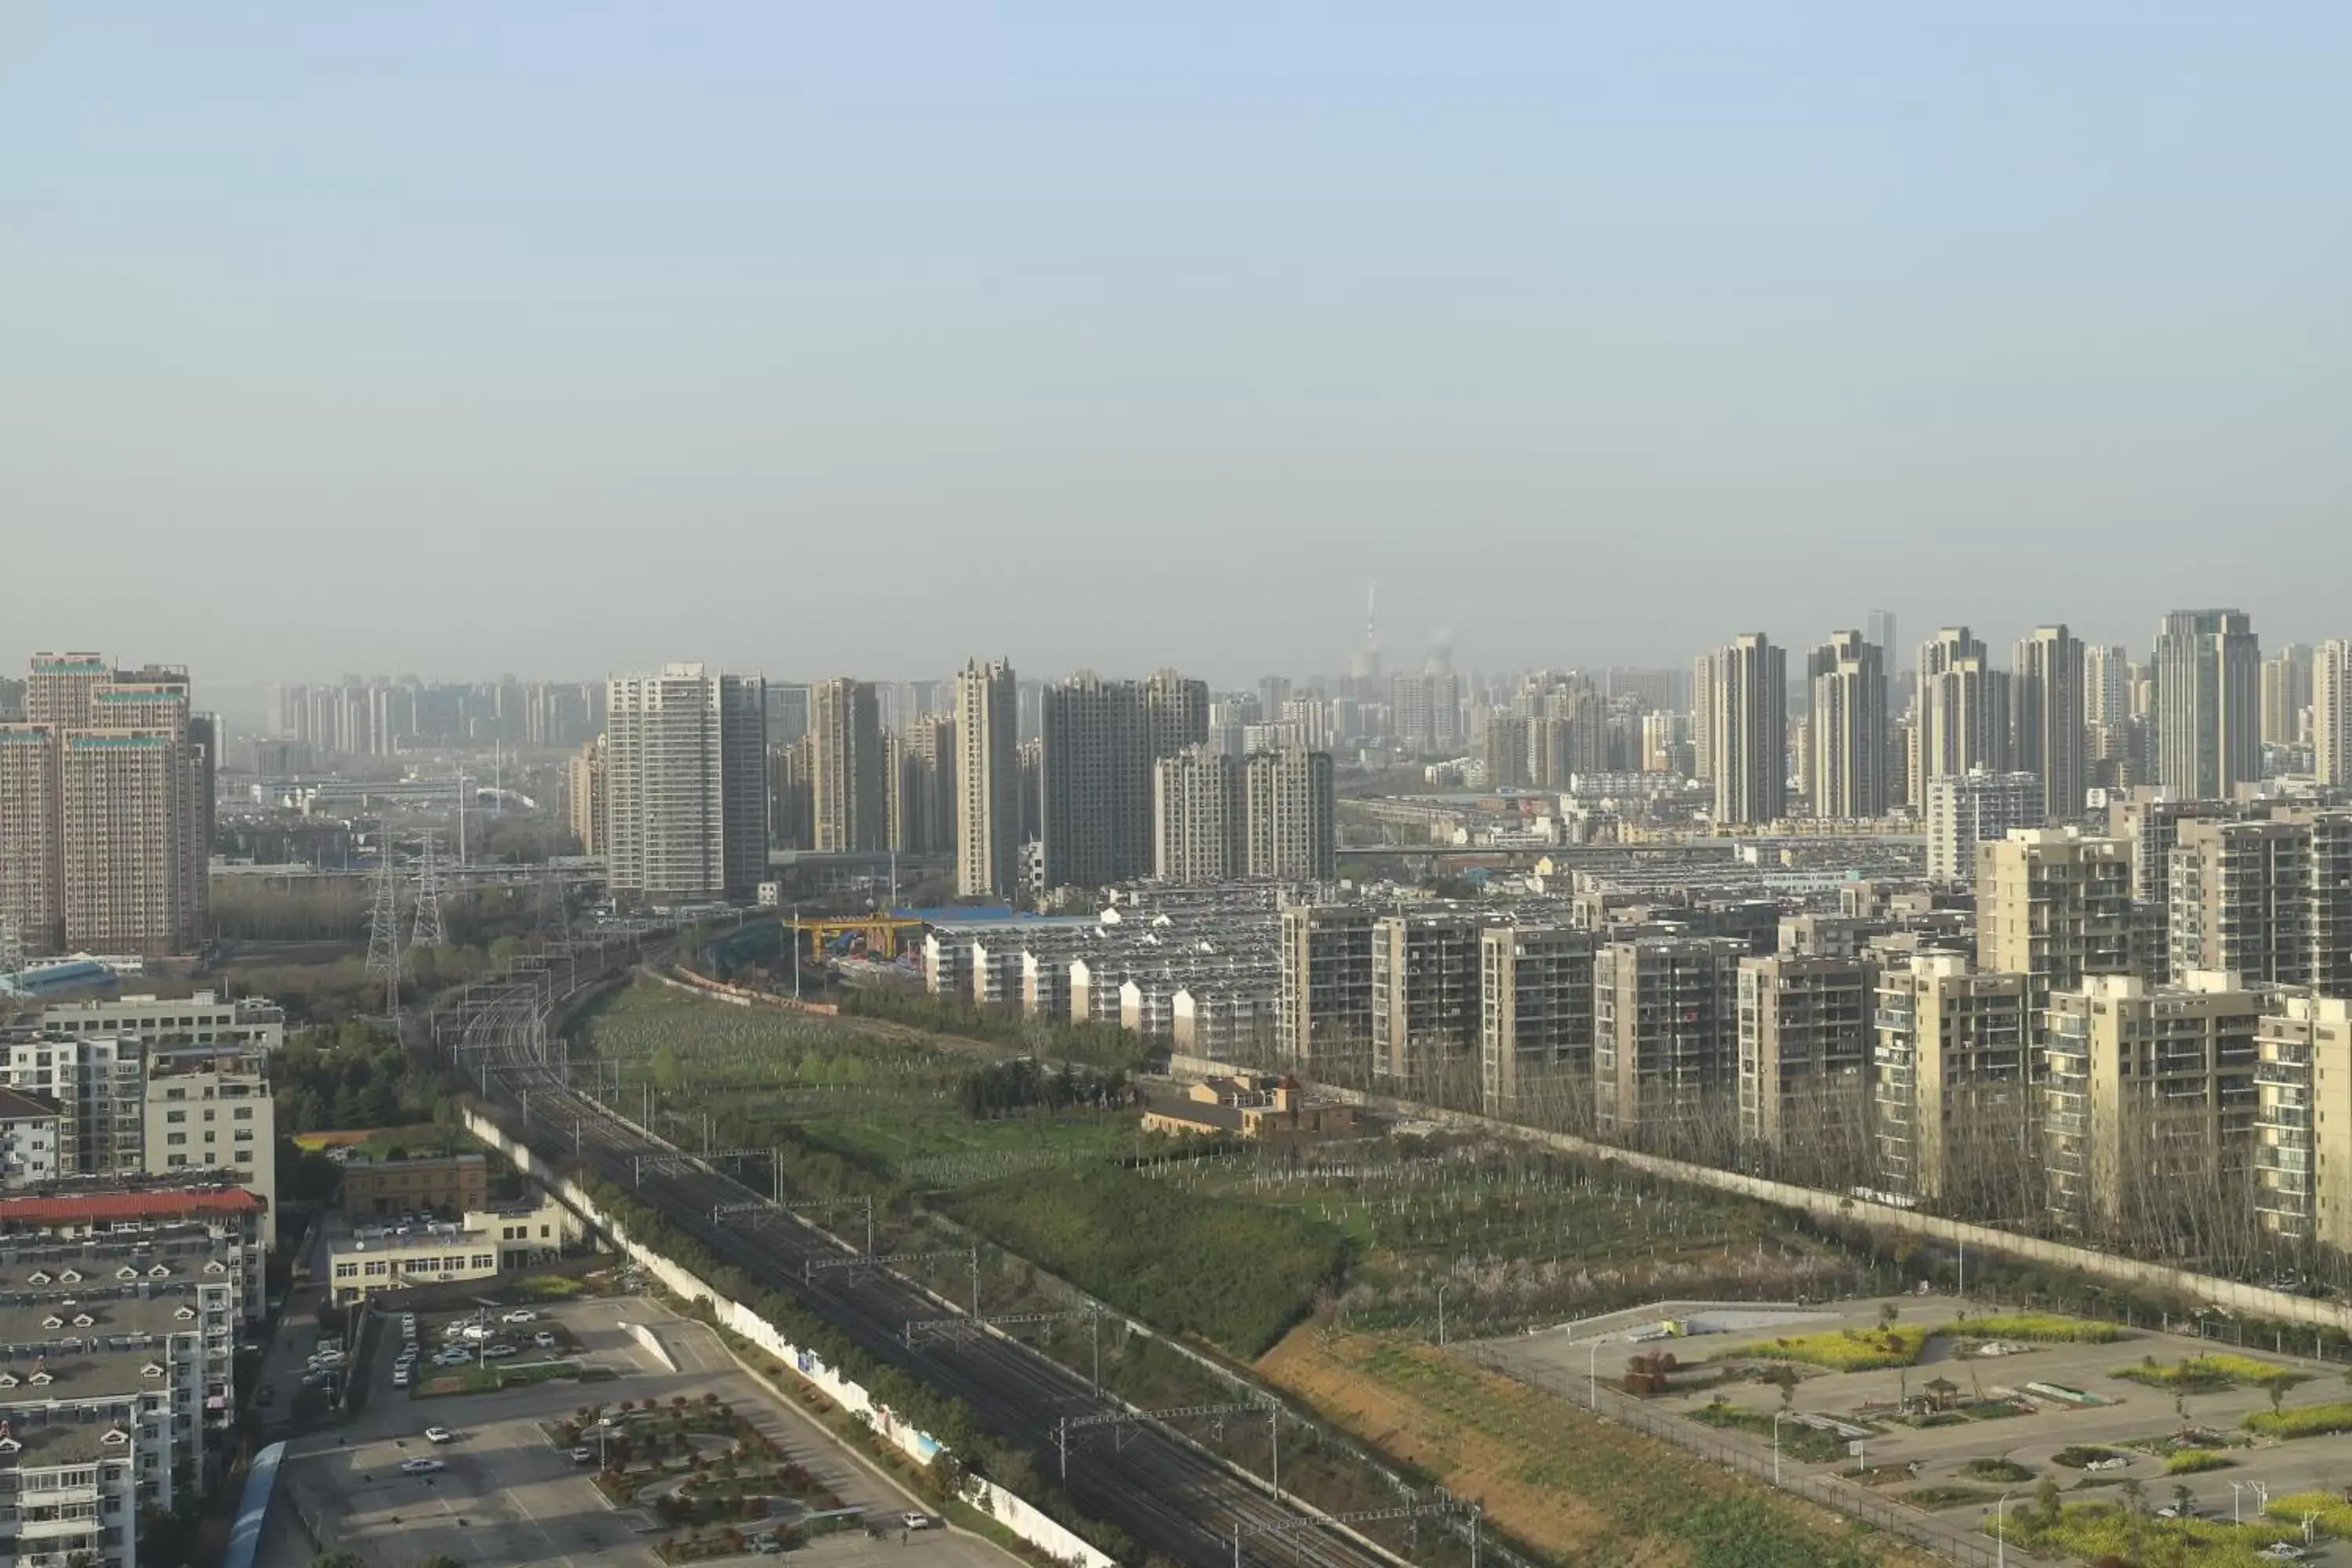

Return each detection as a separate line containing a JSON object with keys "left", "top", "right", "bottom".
{"left": 957, "top": 1060, "right": 1133, "bottom": 1119}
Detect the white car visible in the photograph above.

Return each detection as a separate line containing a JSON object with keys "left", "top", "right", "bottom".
{"left": 902, "top": 1513, "right": 933, "bottom": 1530}
{"left": 2259, "top": 1547, "right": 2311, "bottom": 1563}
{"left": 434, "top": 1349, "right": 474, "bottom": 1367}
{"left": 391, "top": 1368, "right": 411, "bottom": 1388}
{"left": 501, "top": 1309, "right": 537, "bottom": 1324}
{"left": 534, "top": 1331, "right": 558, "bottom": 1349}
{"left": 425, "top": 1426, "right": 456, "bottom": 1444}
{"left": 482, "top": 1343, "right": 519, "bottom": 1360}
{"left": 399, "top": 1457, "right": 445, "bottom": 1475}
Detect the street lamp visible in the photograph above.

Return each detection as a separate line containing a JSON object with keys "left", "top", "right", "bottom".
{"left": 1771, "top": 1410, "right": 1788, "bottom": 1486}
{"left": 2230, "top": 1480, "right": 2245, "bottom": 1525}
{"left": 1587, "top": 1338, "right": 1602, "bottom": 1407}
{"left": 1436, "top": 1284, "right": 1450, "bottom": 1347}
{"left": 1994, "top": 1490, "right": 2016, "bottom": 1568}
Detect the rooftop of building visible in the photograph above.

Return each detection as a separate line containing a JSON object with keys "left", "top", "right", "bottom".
{"left": 340, "top": 1149, "right": 485, "bottom": 1171}
{"left": 0, "top": 1185, "right": 262, "bottom": 1231}
{"left": 0, "top": 1087, "right": 62, "bottom": 1122}
{"left": 0, "top": 1414, "right": 139, "bottom": 1473}
{"left": 0, "top": 1290, "right": 209, "bottom": 1405}
{"left": 334, "top": 1219, "right": 494, "bottom": 1252}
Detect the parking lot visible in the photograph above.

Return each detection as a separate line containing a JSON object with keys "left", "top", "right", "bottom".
{"left": 264, "top": 1294, "right": 1022, "bottom": 1568}
{"left": 1479, "top": 1294, "right": 2352, "bottom": 1561}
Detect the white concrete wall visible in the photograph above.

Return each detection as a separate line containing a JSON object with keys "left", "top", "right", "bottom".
{"left": 464, "top": 1108, "right": 1116, "bottom": 1568}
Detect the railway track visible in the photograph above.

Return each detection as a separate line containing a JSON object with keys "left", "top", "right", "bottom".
{"left": 462, "top": 976, "right": 1425, "bottom": 1568}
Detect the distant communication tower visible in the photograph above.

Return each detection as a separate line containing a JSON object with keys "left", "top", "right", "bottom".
{"left": 364, "top": 836, "right": 404, "bottom": 1018}
{"left": 410, "top": 832, "right": 446, "bottom": 950}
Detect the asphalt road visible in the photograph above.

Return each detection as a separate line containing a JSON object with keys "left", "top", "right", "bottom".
{"left": 468, "top": 979, "right": 1409, "bottom": 1568}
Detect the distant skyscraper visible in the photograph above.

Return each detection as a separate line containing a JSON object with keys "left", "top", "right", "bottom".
{"left": 2013, "top": 625, "right": 2085, "bottom": 823}
{"left": 603, "top": 664, "right": 768, "bottom": 901}
{"left": 1152, "top": 746, "right": 1243, "bottom": 884}
{"left": 1917, "top": 629, "right": 2009, "bottom": 789}
{"left": 0, "top": 723, "right": 63, "bottom": 955}
{"left": 1141, "top": 670, "right": 1210, "bottom": 763}
{"left": 1711, "top": 634, "right": 1786, "bottom": 825}
{"left": 25, "top": 652, "right": 110, "bottom": 731}
{"left": 808, "top": 677, "right": 885, "bottom": 853}
{"left": 1864, "top": 611, "right": 1899, "bottom": 717}
{"left": 1924, "top": 770, "right": 2045, "bottom": 882}
{"left": 2154, "top": 609, "right": 2260, "bottom": 798}
{"left": 2264, "top": 644, "right": 2316, "bottom": 749}
{"left": 2085, "top": 644, "right": 2132, "bottom": 766}
{"left": 1040, "top": 673, "right": 1149, "bottom": 888}
{"left": 1808, "top": 631, "right": 1887, "bottom": 819}
{"left": 954, "top": 659, "right": 1021, "bottom": 898}
{"left": 1690, "top": 651, "right": 1717, "bottom": 786}
{"left": 2317, "top": 641, "right": 2352, "bottom": 789}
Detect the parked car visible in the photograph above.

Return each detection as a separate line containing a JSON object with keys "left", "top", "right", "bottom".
{"left": 568, "top": 1446, "right": 596, "bottom": 1465}
{"left": 482, "top": 1343, "right": 519, "bottom": 1360}
{"left": 391, "top": 1368, "right": 411, "bottom": 1388}
{"left": 501, "top": 1309, "right": 537, "bottom": 1324}
{"left": 534, "top": 1331, "right": 558, "bottom": 1349}
{"left": 399, "top": 1458, "right": 445, "bottom": 1475}
{"left": 425, "top": 1426, "right": 456, "bottom": 1444}
{"left": 902, "top": 1513, "right": 934, "bottom": 1530}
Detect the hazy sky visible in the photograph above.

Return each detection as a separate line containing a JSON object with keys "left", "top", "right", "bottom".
{"left": 5, "top": 5, "right": 2348, "bottom": 695}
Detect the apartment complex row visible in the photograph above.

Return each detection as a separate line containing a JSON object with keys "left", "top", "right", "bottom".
{"left": 0, "top": 652, "right": 216, "bottom": 958}
{"left": 0, "top": 1183, "right": 269, "bottom": 1568}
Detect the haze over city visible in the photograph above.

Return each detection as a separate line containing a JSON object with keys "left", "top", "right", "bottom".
{"left": 7, "top": 5, "right": 2350, "bottom": 695}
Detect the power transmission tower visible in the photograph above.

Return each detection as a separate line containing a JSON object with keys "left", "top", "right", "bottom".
{"left": 411, "top": 832, "right": 446, "bottom": 949}
{"left": 365, "top": 835, "right": 404, "bottom": 1018}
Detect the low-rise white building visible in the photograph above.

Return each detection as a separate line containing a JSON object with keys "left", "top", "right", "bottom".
{"left": 31, "top": 990, "right": 285, "bottom": 1051}
{"left": 0, "top": 1087, "right": 62, "bottom": 1189}
{"left": 140, "top": 1050, "right": 277, "bottom": 1248}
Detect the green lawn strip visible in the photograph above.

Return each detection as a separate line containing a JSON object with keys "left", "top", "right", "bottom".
{"left": 1686, "top": 1399, "right": 1854, "bottom": 1462}
{"left": 1900, "top": 1486, "right": 1995, "bottom": 1510}
{"left": 1959, "top": 1458, "right": 2034, "bottom": 1483}
{"left": 2168, "top": 1450, "right": 2236, "bottom": 1475}
{"left": 1934, "top": 1311, "right": 2129, "bottom": 1344}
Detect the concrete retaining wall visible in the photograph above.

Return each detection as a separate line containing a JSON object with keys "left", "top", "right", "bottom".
{"left": 648, "top": 964, "right": 842, "bottom": 1016}
{"left": 464, "top": 1107, "right": 1114, "bottom": 1568}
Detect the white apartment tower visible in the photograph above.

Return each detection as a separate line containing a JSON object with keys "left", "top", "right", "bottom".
{"left": 1711, "top": 634, "right": 1785, "bottom": 825}
{"left": 602, "top": 665, "right": 768, "bottom": 901}
{"left": 2153, "top": 609, "right": 2260, "bottom": 800}
{"left": 955, "top": 659, "right": 1022, "bottom": 898}
{"left": 1808, "top": 631, "right": 1887, "bottom": 818}
{"left": 2315, "top": 640, "right": 2352, "bottom": 789}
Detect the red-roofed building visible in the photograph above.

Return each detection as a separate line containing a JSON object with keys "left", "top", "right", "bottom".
{"left": 0, "top": 1182, "right": 265, "bottom": 1326}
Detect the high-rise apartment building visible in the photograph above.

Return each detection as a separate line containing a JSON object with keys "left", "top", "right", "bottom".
{"left": 1711, "top": 634, "right": 1785, "bottom": 825}
{"left": 1871, "top": 953, "right": 2032, "bottom": 1207}
{"left": 1478, "top": 924, "right": 1594, "bottom": 1115}
{"left": 1278, "top": 904, "right": 1374, "bottom": 1066}
{"left": 25, "top": 652, "right": 110, "bottom": 730}
{"left": 2042, "top": 971, "right": 2261, "bottom": 1234}
{"left": 1736, "top": 954, "right": 1874, "bottom": 1164}
{"left": 889, "top": 713, "right": 956, "bottom": 857}
{"left": 1865, "top": 611, "right": 1899, "bottom": 712}
{"left": 1923, "top": 770, "right": 2045, "bottom": 883}
{"left": 2315, "top": 641, "right": 2352, "bottom": 788}
{"left": 1976, "top": 828, "right": 2134, "bottom": 1010}
{"left": 809, "top": 677, "right": 886, "bottom": 853}
{"left": 143, "top": 1047, "right": 278, "bottom": 1247}
{"left": 1040, "top": 673, "right": 1149, "bottom": 888}
{"left": 60, "top": 729, "right": 194, "bottom": 953}
{"left": 2252, "top": 994, "right": 2352, "bottom": 1247}
{"left": 2084, "top": 643, "right": 2133, "bottom": 774}
{"left": 1593, "top": 935, "right": 1745, "bottom": 1140}
{"left": 1243, "top": 748, "right": 1336, "bottom": 882}
{"left": 1152, "top": 746, "right": 1243, "bottom": 884}
{"left": 1689, "top": 651, "right": 1716, "bottom": 786}
{"left": 1914, "top": 627, "right": 1984, "bottom": 799}
{"left": 2013, "top": 624, "right": 2085, "bottom": 822}
{"left": 1919, "top": 646, "right": 2010, "bottom": 793}
{"left": 2153, "top": 608, "right": 2260, "bottom": 799}
{"left": 602, "top": 664, "right": 768, "bottom": 901}
{"left": 2260, "top": 644, "right": 2314, "bottom": 749}
{"left": 1808, "top": 632, "right": 1888, "bottom": 819}
{"left": 564, "top": 738, "right": 604, "bottom": 855}
{"left": 0, "top": 1034, "right": 144, "bottom": 1177}
{"left": 0, "top": 723, "right": 62, "bottom": 956}
{"left": 2167, "top": 818, "right": 2314, "bottom": 987}
{"left": 1371, "top": 909, "right": 1485, "bottom": 1083}
{"left": 1142, "top": 670, "right": 1210, "bottom": 763}
{"left": 955, "top": 659, "right": 1021, "bottom": 898}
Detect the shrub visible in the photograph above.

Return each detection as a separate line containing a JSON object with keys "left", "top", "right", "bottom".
{"left": 2114, "top": 1353, "right": 2303, "bottom": 1393}
{"left": 2165, "top": 1449, "right": 2233, "bottom": 1475}
{"left": 1944, "top": 1312, "right": 2127, "bottom": 1345}
{"left": 1718, "top": 1325, "right": 1929, "bottom": 1372}
{"left": 2246, "top": 1400, "right": 2352, "bottom": 1440}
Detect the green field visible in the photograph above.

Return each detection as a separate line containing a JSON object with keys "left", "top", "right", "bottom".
{"left": 573, "top": 982, "right": 1145, "bottom": 1189}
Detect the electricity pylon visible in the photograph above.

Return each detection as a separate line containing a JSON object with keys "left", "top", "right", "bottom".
{"left": 365, "top": 836, "right": 403, "bottom": 1018}
{"left": 410, "top": 832, "right": 446, "bottom": 949}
